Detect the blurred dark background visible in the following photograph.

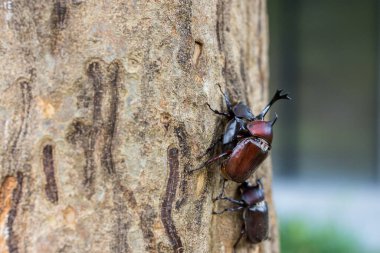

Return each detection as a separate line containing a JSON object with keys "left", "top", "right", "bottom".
{"left": 268, "top": 0, "right": 380, "bottom": 252}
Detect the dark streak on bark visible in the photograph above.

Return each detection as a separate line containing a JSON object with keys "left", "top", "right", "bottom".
{"left": 65, "top": 119, "right": 92, "bottom": 173}
{"left": 101, "top": 62, "right": 120, "bottom": 174}
{"left": 174, "top": 124, "right": 190, "bottom": 210}
{"left": 84, "top": 61, "right": 104, "bottom": 187}
{"left": 50, "top": 0, "right": 68, "bottom": 53}
{"left": 257, "top": 0, "right": 263, "bottom": 36}
{"left": 176, "top": 0, "right": 193, "bottom": 72}
{"left": 112, "top": 183, "right": 131, "bottom": 253}
{"left": 42, "top": 145, "right": 59, "bottom": 204}
{"left": 67, "top": 60, "right": 123, "bottom": 194}
{"left": 114, "top": 221, "right": 130, "bottom": 253}
{"left": 8, "top": 82, "right": 25, "bottom": 155}
{"left": 123, "top": 188, "right": 137, "bottom": 209}
{"left": 88, "top": 62, "right": 104, "bottom": 127}
{"left": 52, "top": 0, "right": 68, "bottom": 30}
{"left": 6, "top": 80, "right": 32, "bottom": 173}
{"left": 7, "top": 172, "right": 23, "bottom": 253}
{"left": 19, "top": 81, "right": 32, "bottom": 141}
{"left": 140, "top": 204, "right": 158, "bottom": 253}
{"left": 161, "top": 148, "right": 184, "bottom": 253}
{"left": 216, "top": 0, "right": 225, "bottom": 51}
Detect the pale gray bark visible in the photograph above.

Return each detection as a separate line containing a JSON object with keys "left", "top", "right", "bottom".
{"left": 0, "top": 1, "right": 278, "bottom": 252}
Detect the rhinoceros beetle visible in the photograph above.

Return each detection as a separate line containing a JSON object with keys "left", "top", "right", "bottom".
{"left": 193, "top": 85, "right": 290, "bottom": 197}
{"left": 213, "top": 180, "right": 269, "bottom": 251}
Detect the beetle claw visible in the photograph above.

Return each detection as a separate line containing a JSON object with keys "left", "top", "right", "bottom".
{"left": 275, "top": 89, "right": 291, "bottom": 101}
{"left": 212, "top": 197, "right": 221, "bottom": 202}
{"left": 213, "top": 193, "right": 224, "bottom": 202}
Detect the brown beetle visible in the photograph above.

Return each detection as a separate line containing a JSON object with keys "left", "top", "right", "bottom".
{"left": 220, "top": 120, "right": 275, "bottom": 183}
{"left": 194, "top": 86, "right": 290, "bottom": 196}
{"left": 213, "top": 180, "right": 269, "bottom": 251}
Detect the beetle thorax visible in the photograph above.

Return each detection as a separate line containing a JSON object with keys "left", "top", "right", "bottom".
{"left": 246, "top": 121, "right": 273, "bottom": 144}
{"left": 241, "top": 185, "right": 265, "bottom": 206}
{"left": 248, "top": 201, "right": 267, "bottom": 211}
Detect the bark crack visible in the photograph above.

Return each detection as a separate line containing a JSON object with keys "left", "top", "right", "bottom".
{"left": 42, "top": 144, "right": 59, "bottom": 204}
{"left": 6, "top": 80, "right": 32, "bottom": 172}
{"left": 161, "top": 147, "right": 184, "bottom": 253}
{"left": 66, "top": 59, "right": 122, "bottom": 191}
{"left": 101, "top": 62, "right": 120, "bottom": 174}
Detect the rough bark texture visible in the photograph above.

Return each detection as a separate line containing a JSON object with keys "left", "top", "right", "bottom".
{"left": 0, "top": 0, "right": 278, "bottom": 253}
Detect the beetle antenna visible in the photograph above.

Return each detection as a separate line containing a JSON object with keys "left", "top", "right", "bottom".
{"left": 217, "top": 83, "right": 233, "bottom": 113}
{"left": 270, "top": 114, "right": 278, "bottom": 126}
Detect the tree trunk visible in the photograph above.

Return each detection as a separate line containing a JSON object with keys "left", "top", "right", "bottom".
{"left": 0, "top": 0, "right": 278, "bottom": 253}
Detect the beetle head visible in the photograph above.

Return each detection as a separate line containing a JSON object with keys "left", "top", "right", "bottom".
{"left": 239, "top": 180, "right": 265, "bottom": 206}
{"left": 233, "top": 102, "right": 255, "bottom": 120}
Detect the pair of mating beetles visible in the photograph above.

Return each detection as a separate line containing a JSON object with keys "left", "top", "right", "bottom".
{"left": 194, "top": 85, "right": 290, "bottom": 250}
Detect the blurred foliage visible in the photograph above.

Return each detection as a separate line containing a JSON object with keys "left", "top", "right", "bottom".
{"left": 280, "top": 220, "right": 378, "bottom": 253}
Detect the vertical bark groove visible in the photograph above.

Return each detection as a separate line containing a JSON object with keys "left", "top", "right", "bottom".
{"left": 101, "top": 62, "right": 120, "bottom": 174}
{"left": 5, "top": 80, "right": 32, "bottom": 173}
{"left": 216, "top": 0, "right": 226, "bottom": 52}
{"left": 66, "top": 59, "right": 124, "bottom": 191}
{"left": 161, "top": 147, "right": 184, "bottom": 253}
{"left": 42, "top": 144, "right": 58, "bottom": 204}
{"left": 174, "top": 124, "right": 190, "bottom": 210}
{"left": 140, "top": 204, "right": 158, "bottom": 253}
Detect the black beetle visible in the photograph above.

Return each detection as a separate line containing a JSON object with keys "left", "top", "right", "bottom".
{"left": 213, "top": 180, "right": 269, "bottom": 251}
{"left": 193, "top": 85, "right": 290, "bottom": 197}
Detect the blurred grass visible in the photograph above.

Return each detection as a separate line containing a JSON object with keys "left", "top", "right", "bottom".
{"left": 280, "top": 220, "right": 378, "bottom": 253}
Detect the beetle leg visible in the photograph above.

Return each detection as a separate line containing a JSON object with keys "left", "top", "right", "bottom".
{"left": 206, "top": 103, "right": 231, "bottom": 118}
{"left": 255, "top": 89, "right": 291, "bottom": 120}
{"left": 197, "top": 135, "right": 223, "bottom": 159}
{"left": 212, "top": 205, "right": 244, "bottom": 215}
{"left": 233, "top": 225, "right": 246, "bottom": 253}
{"left": 189, "top": 151, "right": 232, "bottom": 173}
{"left": 215, "top": 196, "right": 245, "bottom": 205}
{"left": 213, "top": 178, "right": 227, "bottom": 202}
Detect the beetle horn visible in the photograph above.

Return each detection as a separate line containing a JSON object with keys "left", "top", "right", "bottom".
{"left": 255, "top": 89, "right": 291, "bottom": 120}
{"left": 270, "top": 113, "right": 278, "bottom": 126}
{"left": 257, "top": 178, "right": 263, "bottom": 189}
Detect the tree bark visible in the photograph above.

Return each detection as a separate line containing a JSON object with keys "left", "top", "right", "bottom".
{"left": 0, "top": 0, "right": 278, "bottom": 253}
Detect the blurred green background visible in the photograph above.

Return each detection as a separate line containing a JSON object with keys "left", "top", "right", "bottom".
{"left": 280, "top": 220, "right": 373, "bottom": 253}
{"left": 268, "top": 0, "right": 380, "bottom": 252}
